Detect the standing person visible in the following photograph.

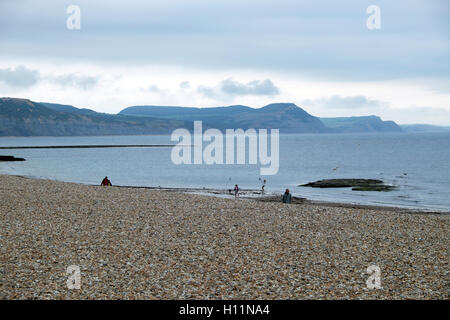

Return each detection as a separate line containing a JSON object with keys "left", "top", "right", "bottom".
{"left": 282, "top": 188, "right": 292, "bottom": 204}
{"left": 234, "top": 184, "right": 239, "bottom": 198}
{"left": 261, "top": 178, "right": 267, "bottom": 194}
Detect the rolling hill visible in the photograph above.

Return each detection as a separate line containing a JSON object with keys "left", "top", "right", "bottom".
{"left": 0, "top": 97, "right": 408, "bottom": 136}
{"left": 120, "top": 103, "right": 330, "bottom": 133}
{"left": 0, "top": 98, "right": 191, "bottom": 136}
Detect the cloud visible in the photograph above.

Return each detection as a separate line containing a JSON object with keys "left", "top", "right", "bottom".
{"left": 179, "top": 81, "right": 190, "bottom": 89}
{"left": 0, "top": 65, "right": 40, "bottom": 88}
{"left": 2, "top": 1, "right": 449, "bottom": 83}
{"left": 49, "top": 74, "right": 98, "bottom": 90}
{"left": 302, "top": 95, "right": 386, "bottom": 109}
{"left": 0, "top": 65, "right": 100, "bottom": 91}
{"left": 198, "top": 78, "right": 280, "bottom": 98}
{"left": 221, "top": 78, "right": 280, "bottom": 95}
{"left": 144, "top": 85, "right": 161, "bottom": 93}
{"left": 197, "top": 85, "right": 216, "bottom": 98}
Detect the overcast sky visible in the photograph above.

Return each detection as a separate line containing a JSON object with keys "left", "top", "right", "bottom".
{"left": 0, "top": 0, "right": 449, "bottom": 124}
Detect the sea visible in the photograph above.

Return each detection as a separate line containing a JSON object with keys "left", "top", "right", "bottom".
{"left": 1, "top": 132, "right": 449, "bottom": 212}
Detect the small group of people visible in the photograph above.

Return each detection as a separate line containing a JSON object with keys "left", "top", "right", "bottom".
{"left": 233, "top": 182, "right": 292, "bottom": 204}
{"left": 102, "top": 175, "right": 293, "bottom": 204}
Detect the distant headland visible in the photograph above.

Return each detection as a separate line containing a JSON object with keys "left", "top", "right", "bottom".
{"left": 1, "top": 97, "right": 449, "bottom": 137}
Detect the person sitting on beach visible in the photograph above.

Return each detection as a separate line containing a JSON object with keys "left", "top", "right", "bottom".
{"left": 282, "top": 189, "right": 292, "bottom": 204}
{"left": 101, "top": 176, "right": 112, "bottom": 186}
{"left": 234, "top": 184, "right": 239, "bottom": 198}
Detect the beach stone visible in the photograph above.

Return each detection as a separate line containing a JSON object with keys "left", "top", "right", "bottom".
{"left": 0, "top": 174, "right": 448, "bottom": 299}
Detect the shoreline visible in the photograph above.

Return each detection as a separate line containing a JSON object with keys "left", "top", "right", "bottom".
{"left": 5, "top": 173, "right": 449, "bottom": 214}
{"left": 119, "top": 185, "right": 448, "bottom": 215}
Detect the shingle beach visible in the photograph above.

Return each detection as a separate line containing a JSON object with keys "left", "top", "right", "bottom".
{"left": 1, "top": 174, "right": 448, "bottom": 299}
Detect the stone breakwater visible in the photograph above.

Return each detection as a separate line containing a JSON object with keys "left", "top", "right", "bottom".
{"left": 0, "top": 174, "right": 448, "bottom": 299}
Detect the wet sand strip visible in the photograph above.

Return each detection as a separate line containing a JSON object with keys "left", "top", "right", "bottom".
{"left": 0, "top": 144, "right": 184, "bottom": 149}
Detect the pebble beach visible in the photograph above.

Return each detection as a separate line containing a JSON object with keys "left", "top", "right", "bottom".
{"left": 0, "top": 174, "right": 448, "bottom": 299}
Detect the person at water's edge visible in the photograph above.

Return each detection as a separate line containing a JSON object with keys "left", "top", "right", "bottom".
{"left": 282, "top": 189, "right": 292, "bottom": 204}
{"left": 234, "top": 184, "right": 239, "bottom": 198}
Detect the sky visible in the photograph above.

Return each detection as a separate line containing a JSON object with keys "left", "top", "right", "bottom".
{"left": 0, "top": 0, "right": 449, "bottom": 125}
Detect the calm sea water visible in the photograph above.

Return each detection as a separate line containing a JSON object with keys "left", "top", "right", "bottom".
{"left": 1, "top": 133, "right": 449, "bottom": 212}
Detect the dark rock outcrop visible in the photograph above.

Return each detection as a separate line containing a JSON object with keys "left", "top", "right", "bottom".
{"left": 0, "top": 155, "right": 25, "bottom": 161}
{"left": 300, "top": 179, "right": 397, "bottom": 191}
